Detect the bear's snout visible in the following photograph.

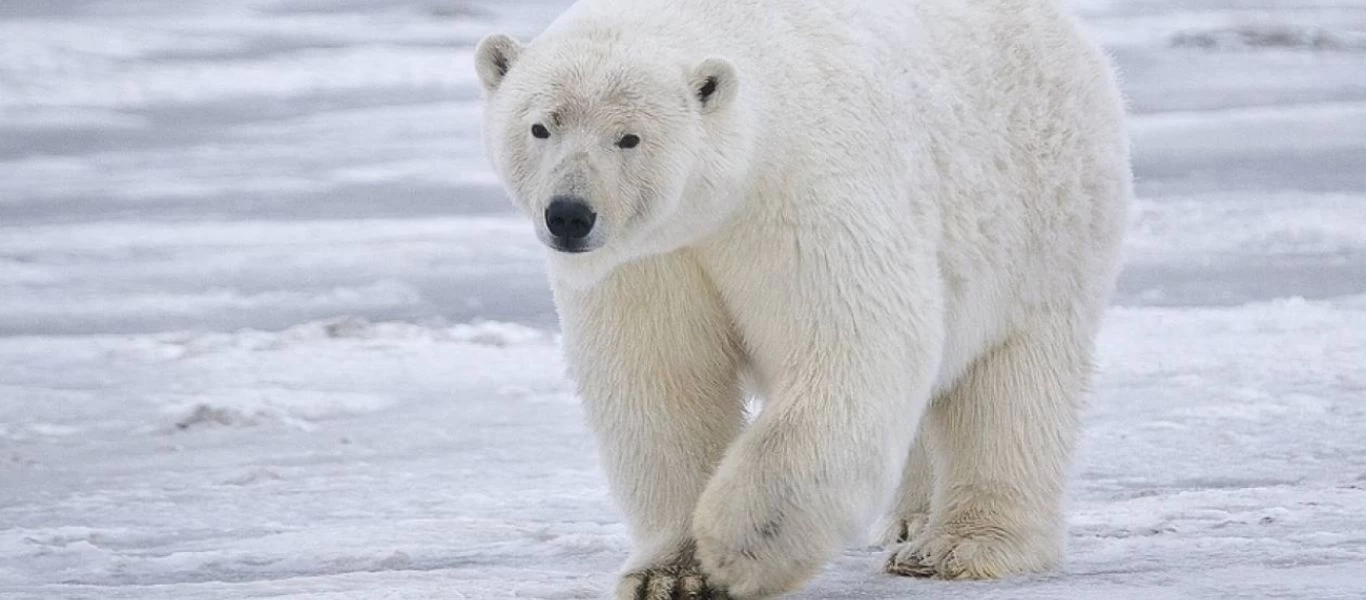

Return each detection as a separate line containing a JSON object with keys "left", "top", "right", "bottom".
{"left": 545, "top": 197, "right": 597, "bottom": 252}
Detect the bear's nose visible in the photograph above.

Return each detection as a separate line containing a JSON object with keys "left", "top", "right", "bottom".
{"left": 545, "top": 197, "right": 597, "bottom": 240}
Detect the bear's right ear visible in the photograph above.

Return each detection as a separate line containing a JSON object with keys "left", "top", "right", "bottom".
{"left": 690, "top": 57, "right": 738, "bottom": 114}
{"left": 475, "top": 33, "right": 524, "bottom": 93}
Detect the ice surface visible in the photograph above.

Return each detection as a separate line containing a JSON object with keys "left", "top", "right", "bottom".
{"left": 2, "top": 0, "right": 1364, "bottom": 598}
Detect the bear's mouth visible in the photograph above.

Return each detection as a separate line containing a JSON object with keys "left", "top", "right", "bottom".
{"left": 549, "top": 238, "right": 595, "bottom": 254}
{"left": 537, "top": 231, "right": 604, "bottom": 254}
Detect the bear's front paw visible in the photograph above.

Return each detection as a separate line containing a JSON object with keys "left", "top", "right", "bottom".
{"left": 691, "top": 478, "right": 833, "bottom": 598}
{"left": 883, "top": 520, "right": 1059, "bottom": 580}
{"left": 615, "top": 563, "right": 730, "bottom": 600}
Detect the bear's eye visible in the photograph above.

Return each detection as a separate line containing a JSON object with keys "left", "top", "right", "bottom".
{"left": 531, "top": 123, "right": 550, "bottom": 139}
{"left": 616, "top": 134, "right": 641, "bottom": 149}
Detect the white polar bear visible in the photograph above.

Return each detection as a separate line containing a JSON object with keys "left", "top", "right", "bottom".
{"left": 475, "top": 0, "right": 1130, "bottom": 597}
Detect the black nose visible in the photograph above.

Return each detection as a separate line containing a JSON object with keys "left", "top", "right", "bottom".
{"left": 545, "top": 197, "right": 596, "bottom": 240}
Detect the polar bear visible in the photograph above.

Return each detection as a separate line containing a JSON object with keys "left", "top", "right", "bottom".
{"left": 474, "top": 0, "right": 1130, "bottom": 597}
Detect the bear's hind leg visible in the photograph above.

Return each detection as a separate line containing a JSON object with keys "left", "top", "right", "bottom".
{"left": 879, "top": 419, "right": 934, "bottom": 563}
{"left": 885, "top": 318, "right": 1091, "bottom": 580}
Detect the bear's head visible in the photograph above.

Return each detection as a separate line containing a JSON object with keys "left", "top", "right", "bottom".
{"left": 475, "top": 32, "right": 752, "bottom": 284}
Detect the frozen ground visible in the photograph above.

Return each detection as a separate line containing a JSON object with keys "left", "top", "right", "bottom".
{"left": 1, "top": 0, "right": 1365, "bottom": 598}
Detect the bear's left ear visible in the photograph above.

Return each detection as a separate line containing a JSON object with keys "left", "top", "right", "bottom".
{"left": 475, "top": 33, "right": 524, "bottom": 93}
{"left": 690, "top": 57, "right": 738, "bottom": 114}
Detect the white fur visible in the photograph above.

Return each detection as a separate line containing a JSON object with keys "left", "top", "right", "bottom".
{"left": 476, "top": 0, "right": 1130, "bottom": 597}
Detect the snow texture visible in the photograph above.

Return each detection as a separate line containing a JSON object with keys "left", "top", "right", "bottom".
{"left": 1, "top": 0, "right": 1365, "bottom": 598}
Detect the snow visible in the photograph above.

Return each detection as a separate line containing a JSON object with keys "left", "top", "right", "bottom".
{"left": 1, "top": 0, "right": 1364, "bottom": 598}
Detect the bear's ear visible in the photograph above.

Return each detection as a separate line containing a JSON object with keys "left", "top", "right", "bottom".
{"left": 475, "top": 33, "right": 524, "bottom": 93}
{"left": 690, "top": 57, "right": 738, "bottom": 114}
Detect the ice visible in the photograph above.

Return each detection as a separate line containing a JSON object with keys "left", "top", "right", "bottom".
{"left": 2, "top": 0, "right": 1364, "bottom": 598}
{"left": 165, "top": 388, "right": 395, "bottom": 431}
{"left": 1170, "top": 24, "right": 1366, "bottom": 52}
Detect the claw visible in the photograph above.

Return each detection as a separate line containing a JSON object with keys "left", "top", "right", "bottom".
{"left": 619, "top": 564, "right": 730, "bottom": 600}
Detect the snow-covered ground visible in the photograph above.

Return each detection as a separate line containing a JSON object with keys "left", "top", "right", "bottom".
{"left": 2, "top": 0, "right": 1364, "bottom": 598}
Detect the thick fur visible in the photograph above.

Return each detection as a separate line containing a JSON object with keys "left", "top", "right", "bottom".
{"left": 475, "top": 0, "right": 1130, "bottom": 597}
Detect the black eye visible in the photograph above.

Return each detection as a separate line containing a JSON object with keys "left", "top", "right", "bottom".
{"left": 616, "top": 134, "right": 641, "bottom": 149}
{"left": 531, "top": 123, "right": 550, "bottom": 139}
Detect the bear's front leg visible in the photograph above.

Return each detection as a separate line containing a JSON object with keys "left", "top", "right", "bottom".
{"left": 692, "top": 228, "right": 944, "bottom": 599}
{"left": 552, "top": 254, "right": 745, "bottom": 600}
